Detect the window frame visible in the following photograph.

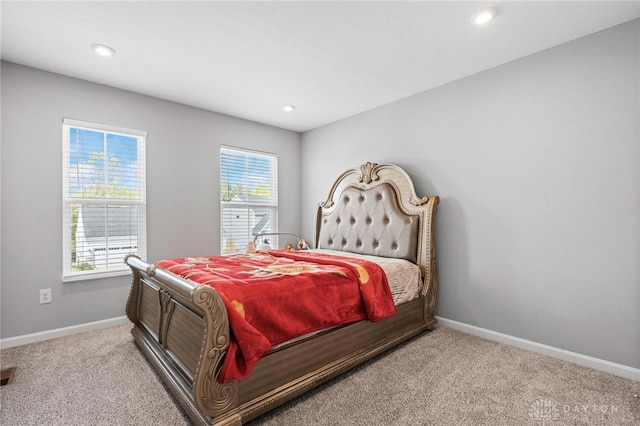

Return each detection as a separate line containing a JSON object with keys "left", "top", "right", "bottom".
{"left": 62, "top": 118, "right": 147, "bottom": 281}
{"left": 220, "top": 146, "right": 278, "bottom": 254}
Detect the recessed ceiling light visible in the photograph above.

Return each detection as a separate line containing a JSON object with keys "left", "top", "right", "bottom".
{"left": 473, "top": 7, "right": 498, "bottom": 25}
{"left": 283, "top": 105, "right": 295, "bottom": 112}
{"left": 91, "top": 43, "right": 116, "bottom": 57}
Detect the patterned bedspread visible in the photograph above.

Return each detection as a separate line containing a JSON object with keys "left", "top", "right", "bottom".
{"left": 156, "top": 250, "right": 397, "bottom": 382}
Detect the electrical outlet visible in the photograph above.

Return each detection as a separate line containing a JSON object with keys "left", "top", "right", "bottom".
{"left": 39, "top": 289, "right": 52, "bottom": 304}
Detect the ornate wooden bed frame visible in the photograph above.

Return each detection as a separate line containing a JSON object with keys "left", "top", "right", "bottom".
{"left": 125, "top": 162, "right": 439, "bottom": 425}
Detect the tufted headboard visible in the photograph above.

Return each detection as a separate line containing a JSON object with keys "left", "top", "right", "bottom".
{"left": 315, "top": 162, "right": 439, "bottom": 283}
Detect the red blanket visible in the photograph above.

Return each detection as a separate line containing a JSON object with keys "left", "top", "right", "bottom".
{"left": 156, "top": 250, "right": 396, "bottom": 382}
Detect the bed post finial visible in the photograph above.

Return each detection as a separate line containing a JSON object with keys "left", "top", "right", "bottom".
{"left": 359, "top": 162, "right": 379, "bottom": 184}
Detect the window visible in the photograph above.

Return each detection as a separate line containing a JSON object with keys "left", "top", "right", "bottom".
{"left": 62, "top": 118, "right": 147, "bottom": 280}
{"left": 220, "top": 146, "right": 278, "bottom": 254}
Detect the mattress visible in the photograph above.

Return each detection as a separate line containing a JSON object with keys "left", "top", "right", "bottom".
{"left": 313, "top": 249, "right": 423, "bottom": 305}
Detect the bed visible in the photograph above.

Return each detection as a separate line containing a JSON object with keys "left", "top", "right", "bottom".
{"left": 125, "top": 161, "right": 439, "bottom": 425}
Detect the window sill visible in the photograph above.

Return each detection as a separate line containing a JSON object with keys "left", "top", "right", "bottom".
{"left": 63, "top": 269, "right": 130, "bottom": 283}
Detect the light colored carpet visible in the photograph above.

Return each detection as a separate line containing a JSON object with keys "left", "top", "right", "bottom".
{"left": 1, "top": 323, "right": 638, "bottom": 425}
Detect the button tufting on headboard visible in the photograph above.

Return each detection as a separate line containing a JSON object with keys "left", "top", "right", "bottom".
{"left": 317, "top": 183, "right": 419, "bottom": 262}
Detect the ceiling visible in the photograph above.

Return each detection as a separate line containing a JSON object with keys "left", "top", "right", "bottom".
{"left": 2, "top": 1, "right": 638, "bottom": 133}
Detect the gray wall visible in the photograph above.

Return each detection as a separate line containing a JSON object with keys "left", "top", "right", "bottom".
{"left": 301, "top": 20, "right": 639, "bottom": 369}
{"left": 1, "top": 62, "right": 301, "bottom": 338}
{"left": 2, "top": 20, "right": 638, "bottom": 371}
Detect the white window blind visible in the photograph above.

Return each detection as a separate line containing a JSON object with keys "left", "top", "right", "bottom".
{"left": 62, "top": 118, "right": 147, "bottom": 280}
{"left": 220, "top": 146, "right": 278, "bottom": 254}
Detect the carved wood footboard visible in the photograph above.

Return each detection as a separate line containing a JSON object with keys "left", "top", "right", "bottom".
{"left": 125, "top": 254, "right": 235, "bottom": 424}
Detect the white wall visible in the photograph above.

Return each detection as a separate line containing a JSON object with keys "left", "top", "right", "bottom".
{"left": 0, "top": 62, "right": 301, "bottom": 338}
{"left": 301, "top": 20, "right": 639, "bottom": 369}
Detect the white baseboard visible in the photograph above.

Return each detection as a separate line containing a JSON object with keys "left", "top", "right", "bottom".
{"left": 2, "top": 315, "right": 638, "bottom": 382}
{"left": 0, "top": 316, "right": 129, "bottom": 349}
{"left": 436, "top": 316, "right": 640, "bottom": 382}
